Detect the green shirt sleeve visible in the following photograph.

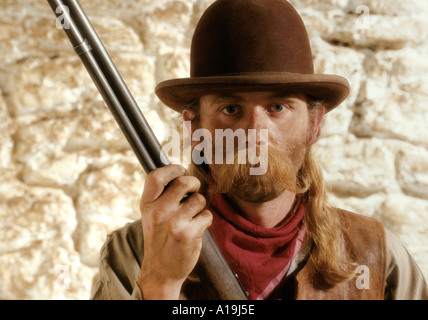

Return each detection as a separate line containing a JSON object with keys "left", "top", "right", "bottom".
{"left": 384, "top": 229, "right": 428, "bottom": 300}
{"left": 91, "top": 220, "right": 144, "bottom": 300}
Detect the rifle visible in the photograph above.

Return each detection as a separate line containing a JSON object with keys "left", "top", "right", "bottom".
{"left": 47, "top": 0, "right": 247, "bottom": 300}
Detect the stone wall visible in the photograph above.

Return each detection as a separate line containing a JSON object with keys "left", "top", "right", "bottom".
{"left": 0, "top": 0, "right": 427, "bottom": 299}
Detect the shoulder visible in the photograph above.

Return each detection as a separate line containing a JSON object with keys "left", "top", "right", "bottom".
{"left": 91, "top": 220, "right": 144, "bottom": 300}
{"left": 383, "top": 228, "right": 428, "bottom": 299}
{"left": 335, "top": 208, "right": 428, "bottom": 299}
{"left": 335, "top": 208, "right": 387, "bottom": 269}
{"left": 336, "top": 208, "right": 384, "bottom": 230}
{"left": 100, "top": 219, "right": 144, "bottom": 267}
{"left": 335, "top": 208, "right": 386, "bottom": 248}
{"left": 104, "top": 220, "right": 144, "bottom": 251}
{"left": 336, "top": 208, "right": 387, "bottom": 279}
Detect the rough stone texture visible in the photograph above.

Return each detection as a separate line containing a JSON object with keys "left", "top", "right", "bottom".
{"left": 0, "top": 179, "right": 95, "bottom": 299}
{"left": 0, "top": 0, "right": 427, "bottom": 299}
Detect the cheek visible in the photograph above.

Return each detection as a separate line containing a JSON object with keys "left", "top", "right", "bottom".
{"left": 271, "top": 117, "right": 310, "bottom": 147}
{"left": 199, "top": 112, "right": 219, "bottom": 133}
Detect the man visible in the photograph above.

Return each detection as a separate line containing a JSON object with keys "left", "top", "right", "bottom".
{"left": 91, "top": 0, "right": 428, "bottom": 300}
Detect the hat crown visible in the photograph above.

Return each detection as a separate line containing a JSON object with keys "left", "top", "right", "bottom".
{"left": 190, "top": 0, "right": 314, "bottom": 77}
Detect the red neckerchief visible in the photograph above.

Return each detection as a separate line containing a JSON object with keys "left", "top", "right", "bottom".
{"left": 208, "top": 193, "right": 306, "bottom": 300}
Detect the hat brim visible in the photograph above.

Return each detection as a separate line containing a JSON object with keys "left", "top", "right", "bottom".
{"left": 155, "top": 72, "right": 350, "bottom": 113}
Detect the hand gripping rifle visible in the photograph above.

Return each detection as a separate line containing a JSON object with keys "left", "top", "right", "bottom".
{"left": 47, "top": 0, "right": 247, "bottom": 300}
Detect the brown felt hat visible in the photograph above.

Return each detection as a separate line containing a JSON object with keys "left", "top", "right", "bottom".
{"left": 155, "top": 0, "right": 350, "bottom": 113}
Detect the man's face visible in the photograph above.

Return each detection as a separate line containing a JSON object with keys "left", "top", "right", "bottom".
{"left": 191, "top": 91, "right": 324, "bottom": 202}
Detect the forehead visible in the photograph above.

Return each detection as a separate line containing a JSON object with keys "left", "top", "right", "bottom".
{"left": 200, "top": 91, "right": 307, "bottom": 106}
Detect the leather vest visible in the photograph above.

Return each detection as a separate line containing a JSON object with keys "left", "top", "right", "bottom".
{"left": 184, "top": 209, "right": 387, "bottom": 300}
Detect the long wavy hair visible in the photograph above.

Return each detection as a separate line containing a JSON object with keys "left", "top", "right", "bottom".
{"left": 176, "top": 97, "right": 357, "bottom": 286}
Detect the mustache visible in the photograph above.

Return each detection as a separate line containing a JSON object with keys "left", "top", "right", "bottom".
{"left": 218, "top": 141, "right": 269, "bottom": 175}
{"left": 209, "top": 145, "right": 309, "bottom": 201}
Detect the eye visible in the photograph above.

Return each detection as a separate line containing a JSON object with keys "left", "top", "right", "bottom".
{"left": 269, "top": 104, "right": 286, "bottom": 113}
{"left": 221, "top": 105, "right": 239, "bottom": 115}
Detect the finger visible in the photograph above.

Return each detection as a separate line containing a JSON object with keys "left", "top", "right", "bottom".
{"left": 168, "top": 209, "right": 212, "bottom": 243}
{"left": 141, "top": 165, "right": 186, "bottom": 203}
{"left": 178, "top": 193, "right": 207, "bottom": 220}
{"left": 161, "top": 175, "right": 201, "bottom": 205}
{"left": 191, "top": 210, "right": 213, "bottom": 239}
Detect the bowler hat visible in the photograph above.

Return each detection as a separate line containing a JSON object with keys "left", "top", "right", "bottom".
{"left": 155, "top": 0, "right": 349, "bottom": 113}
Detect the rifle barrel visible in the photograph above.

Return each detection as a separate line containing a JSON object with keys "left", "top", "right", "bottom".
{"left": 47, "top": 0, "right": 247, "bottom": 300}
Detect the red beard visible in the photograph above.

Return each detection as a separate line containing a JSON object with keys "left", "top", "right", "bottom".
{"left": 209, "top": 142, "right": 309, "bottom": 203}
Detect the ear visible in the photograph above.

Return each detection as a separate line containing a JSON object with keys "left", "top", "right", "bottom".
{"left": 183, "top": 109, "right": 199, "bottom": 149}
{"left": 309, "top": 106, "right": 325, "bottom": 145}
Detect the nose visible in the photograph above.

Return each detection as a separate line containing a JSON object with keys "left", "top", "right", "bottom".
{"left": 245, "top": 107, "right": 269, "bottom": 145}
